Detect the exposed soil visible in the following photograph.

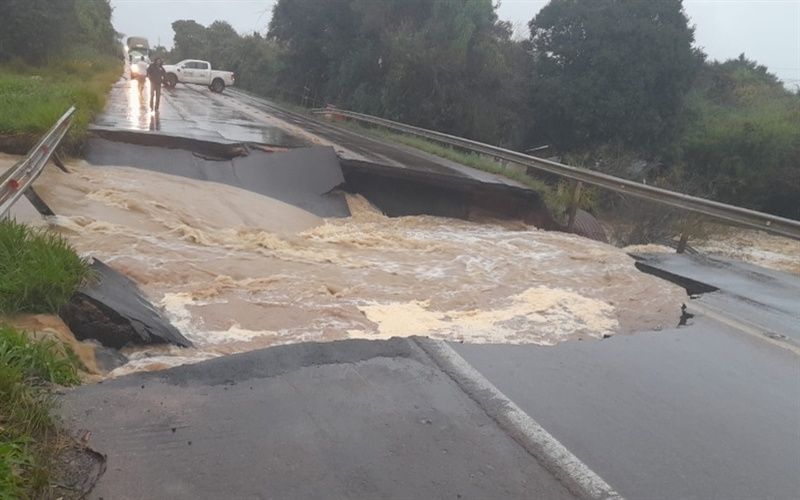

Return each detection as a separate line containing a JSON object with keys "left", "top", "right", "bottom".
{"left": 0, "top": 133, "right": 37, "bottom": 155}
{"left": 49, "top": 432, "right": 106, "bottom": 499}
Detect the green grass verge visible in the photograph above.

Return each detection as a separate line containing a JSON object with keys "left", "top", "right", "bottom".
{"left": 0, "top": 324, "right": 81, "bottom": 498}
{"left": 0, "top": 56, "right": 121, "bottom": 152}
{"left": 0, "top": 219, "right": 92, "bottom": 315}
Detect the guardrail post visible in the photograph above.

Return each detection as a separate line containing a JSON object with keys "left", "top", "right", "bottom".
{"left": 51, "top": 151, "right": 69, "bottom": 173}
{"left": 566, "top": 180, "right": 583, "bottom": 232}
{"left": 676, "top": 230, "right": 690, "bottom": 254}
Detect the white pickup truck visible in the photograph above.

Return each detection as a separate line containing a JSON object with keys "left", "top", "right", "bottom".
{"left": 162, "top": 59, "right": 235, "bottom": 93}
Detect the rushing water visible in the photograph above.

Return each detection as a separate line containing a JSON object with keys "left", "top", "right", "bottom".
{"left": 33, "top": 159, "right": 685, "bottom": 376}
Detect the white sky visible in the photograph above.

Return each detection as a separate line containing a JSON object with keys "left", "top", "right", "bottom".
{"left": 111, "top": 0, "right": 800, "bottom": 88}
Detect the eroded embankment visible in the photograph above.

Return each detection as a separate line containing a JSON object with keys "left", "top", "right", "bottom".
{"left": 29, "top": 157, "right": 686, "bottom": 376}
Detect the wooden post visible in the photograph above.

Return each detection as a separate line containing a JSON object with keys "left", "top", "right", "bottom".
{"left": 676, "top": 231, "right": 689, "bottom": 254}
{"left": 566, "top": 180, "right": 583, "bottom": 232}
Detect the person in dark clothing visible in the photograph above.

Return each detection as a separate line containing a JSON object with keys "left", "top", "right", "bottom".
{"left": 146, "top": 58, "right": 166, "bottom": 111}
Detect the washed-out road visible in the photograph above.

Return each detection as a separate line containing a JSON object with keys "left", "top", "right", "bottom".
{"left": 55, "top": 78, "right": 800, "bottom": 499}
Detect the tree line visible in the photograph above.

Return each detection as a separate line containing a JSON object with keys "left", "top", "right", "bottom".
{"left": 166, "top": 0, "right": 796, "bottom": 218}
{"left": 0, "top": 0, "right": 117, "bottom": 63}
{"left": 2, "top": 0, "right": 795, "bottom": 218}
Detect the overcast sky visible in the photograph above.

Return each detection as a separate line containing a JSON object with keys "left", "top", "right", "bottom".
{"left": 110, "top": 0, "right": 800, "bottom": 88}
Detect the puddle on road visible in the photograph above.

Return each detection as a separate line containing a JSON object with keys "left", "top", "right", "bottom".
{"left": 94, "top": 80, "right": 311, "bottom": 148}
{"left": 215, "top": 124, "right": 309, "bottom": 148}
{"left": 35, "top": 160, "right": 685, "bottom": 376}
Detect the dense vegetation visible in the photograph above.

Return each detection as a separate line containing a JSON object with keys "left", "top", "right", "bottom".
{"left": 0, "top": 0, "right": 120, "bottom": 151}
{"left": 0, "top": 0, "right": 115, "bottom": 64}
{"left": 0, "top": 325, "right": 81, "bottom": 498}
{"left": 0, "top": 221, "right": 89, "bottom": 496}
{"left": 680, "top": 56, "right": 800, "bottom": 218}
{"left": 528, "top": 0, "right": 699, "bottom": 153}
{"left": 164, "top": 0, "right": 798, "bottom": 220}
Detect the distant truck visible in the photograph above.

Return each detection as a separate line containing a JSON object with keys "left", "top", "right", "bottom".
{"left": 162, "top": 59, "right": 235, "bottom": 93}
{"left": 126, "top": 36, "right": 151, "bottom": 81}
{"left": 126, "top": 36, "right": 150, "bottom": 61}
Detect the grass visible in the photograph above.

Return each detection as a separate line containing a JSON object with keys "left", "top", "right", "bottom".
{"left": 0, "top": 324, "right": 81, "bottom": 498}
{"left": 0, "top": 325, "right": 80, "bottom": 386}
{"left": 0, "top": 219, "right": 92, "bottom": 315}
{"left": 0, "top": 56, "right": 121, "bottom": 152}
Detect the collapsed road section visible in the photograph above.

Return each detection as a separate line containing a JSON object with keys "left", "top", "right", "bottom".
{"left": 8, "top": 78, "right": 797, "bottom": 499}
{"left": 31, "top": 136, "right": 685, "bottom": 375}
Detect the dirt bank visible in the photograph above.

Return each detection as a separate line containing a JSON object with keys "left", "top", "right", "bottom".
{"left": 3, "top": 314, "right": 105, "bottom": 380}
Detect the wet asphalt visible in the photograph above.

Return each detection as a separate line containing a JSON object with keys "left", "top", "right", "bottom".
{"left": 65, "top": 78, "right": 800, "bottom": 499}
{"left": 91, "top": 78, "right": 308, "bottom": 147}
{"left": 635, "top": 252, "right": 800, "bottom": 345}
{"left": 454, "top": 317, "right": 800, "bottom": 500}
{"left": 60, "top": 339, "right": 576, "bottom": 500}
{"left": 456, "top": 253, "right": 800, "bottom": 499}
{"left": 92, "top": 77, "right": 526, "bottom": 185}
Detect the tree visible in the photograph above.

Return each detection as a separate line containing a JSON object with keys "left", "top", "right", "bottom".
{"left": 74, "top": 0, "right": 116, "bottom": 54}
{"left": 171, "top": 20, "right": 210, "bottom": 62}
{"left": 528, "top": 0, "right": 698, "bottom": 153}
{"left": 232, "top": 33, "right": 283, "bottom": 95}
{"left": 680, "top": 55, "right": 800, "bottom": 218}
{"left": 267, "top": 0, "right": 530, "bottom": 145}
{"left": 268, "top": 0, "right": 353, "bottom": 103}
{"left": 0, "top": 0, "right": 116, "bottom": 63}
{"left": 203, "top": 21, "right": 241, "bottom": 70}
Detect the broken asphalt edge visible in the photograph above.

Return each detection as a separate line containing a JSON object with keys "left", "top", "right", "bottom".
{"left": 88, "top": 127, "right": 249, "bottom": 159}
{"left": 630, "top": 256, "right": 718, "bottom": 296}
{"left": 413, "top": 337, "right": 624, "bottom": 500}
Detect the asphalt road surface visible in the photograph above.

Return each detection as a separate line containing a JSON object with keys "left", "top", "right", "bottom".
{"left": 63, "top": 78, "right": 800, "bottom": 499}
{"left": 92, "top": 78, "right": 308, "bottom": 147}
{"left": 454, "top": 317, "right": 800, "bottom": 500}
{"left": 454, "top": 254, "right": 800, "bottom": 499}
{"left": 60, "top": 339, "right": 578, "bottom": 500}
{"left": 92, "top": 77, "right": 526, "bottom": 184}
{"left": 635, "top": 252, "right": 800, "bottom": 347}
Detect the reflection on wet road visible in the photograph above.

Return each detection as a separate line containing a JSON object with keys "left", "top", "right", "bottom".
{"left": 92, "top": 78, "right": 310, "bottom": 147}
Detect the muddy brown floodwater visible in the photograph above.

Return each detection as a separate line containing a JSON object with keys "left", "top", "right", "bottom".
{"left": 33, "top": 159, "right": 685, "bottom": 376}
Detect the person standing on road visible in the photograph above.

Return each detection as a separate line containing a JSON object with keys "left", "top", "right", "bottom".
{"left": 135, "top": 56, "right": 148, "bottom": 94}
{"left": 146, "top": 58, "right": 166, "bottom": 112}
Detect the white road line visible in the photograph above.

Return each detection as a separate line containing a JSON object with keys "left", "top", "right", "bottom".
{"left": 686, "top": 300, "right": 800, "bottom": 356}
{"left": 414, "top": 338, "right": 624, "bottom": 500}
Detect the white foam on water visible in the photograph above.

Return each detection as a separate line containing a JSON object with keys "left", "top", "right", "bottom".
{"left": 35, "top": 161, "right": 686, "bottom": 375}
{"left": 348, "top": 286, "right": 619, "bottom": 344}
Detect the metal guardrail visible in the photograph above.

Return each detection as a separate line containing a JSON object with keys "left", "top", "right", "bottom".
{"left": 312, "top": 107, "right": 800, "bottom": 241}
{"left": 0, "top": 106, "right": 76, "bottom": 217}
